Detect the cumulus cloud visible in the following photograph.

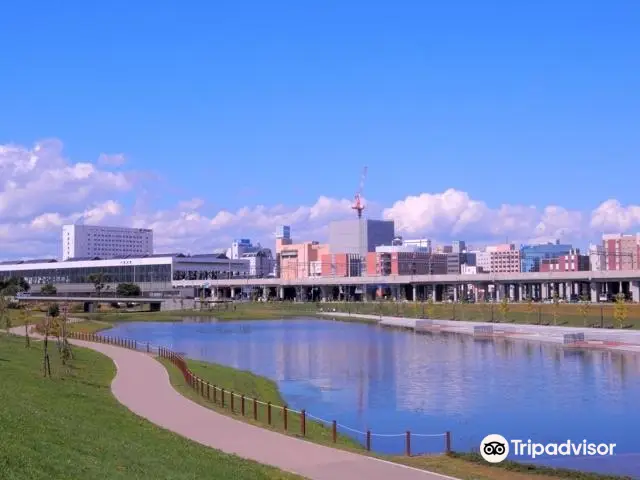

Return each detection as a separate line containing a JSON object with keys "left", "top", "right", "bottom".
{"left": 3, "top": 138, "right": 640, "bottom": 259}
{"left": 98, "top": 153, "right": 127, "bottom": 167}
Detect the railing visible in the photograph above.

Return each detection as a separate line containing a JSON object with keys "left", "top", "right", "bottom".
{"left": 68, "top": 331, "right": 452, "bottom": 456}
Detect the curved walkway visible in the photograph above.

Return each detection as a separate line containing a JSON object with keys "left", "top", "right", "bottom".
{"left": 7, "top": 327, "right": 456, "bottom": 480}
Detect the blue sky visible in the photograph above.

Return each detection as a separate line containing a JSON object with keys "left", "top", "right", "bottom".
{"left": 0, "top": 0, "right": 639, "bottom": 254}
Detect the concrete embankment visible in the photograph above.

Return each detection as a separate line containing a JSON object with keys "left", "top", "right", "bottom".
{"left": 318, "top": 312, "right": 640, "bottom": 353}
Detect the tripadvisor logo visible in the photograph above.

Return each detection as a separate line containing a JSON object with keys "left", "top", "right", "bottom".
{"left": 480, "top": 434, "right": 616, "bottom": 463}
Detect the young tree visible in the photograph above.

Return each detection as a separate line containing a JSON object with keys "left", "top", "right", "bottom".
{"left": 525, "top": 296, "right": 535, "bottom": 324}
{"left": 43, "top": 304, "right": 59, "bottom": 377}
{"left": 614, "top": 293, "right": 628, "bottom": 329}
{"left": 59, "top": 304, "right": 73, "bottom": 366}
{"left": 0, "top": 294, "right": 9, "bottom": 331}
{"left": 551, "top": 293, "right": 560, "bottom": 326}
{"left": 87, "top": 273, "right": 107, "bottom": 297}
{"left": 498, "top": 296, "right": 510, "bottom": 323}
{"left": 425, "top": 297, "right": 435, "bottom": 319}
{"left": 19, "top": 305, "right": 31, "bottom": 347}
{"left": 579, "top": 294, "right": 591, "bottom": 327}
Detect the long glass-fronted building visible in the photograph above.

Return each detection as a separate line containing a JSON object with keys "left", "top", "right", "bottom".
{"left": 0, "top": 253, "right": 250, "bottom": 293}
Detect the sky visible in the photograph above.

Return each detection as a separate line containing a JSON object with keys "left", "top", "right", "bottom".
{"left": 1, "top": 0, "right": 639, "bottom": 258}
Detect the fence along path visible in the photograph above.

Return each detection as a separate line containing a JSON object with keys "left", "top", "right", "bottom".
{"left": 63, "top": 332, "right": 456, "bottom": 480}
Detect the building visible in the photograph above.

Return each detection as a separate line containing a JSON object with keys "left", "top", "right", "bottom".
{"left": 540, "top": 249, "right": 590, "bottom": 273}
{"left": 589, "top": 243, "right": 606, "bottom": 271}
{"left": 451, "top": 240, "right": 466, "bottom": 254}
{"left": 474, "top": 251, "right": 491, "bottom": 272}
{"left": 0, "top": 253, "right": 249, "bottom": 294}
{"left": 328, "top": 219, "right": 395, "bottom": 256}
{"left": 602, "top": 233, "right": 640, "bottom": 270}
{"left": 487, "top": 244, "right": 520, "bottom": 273}
{"left": 62, "top": 224, "right": 153, "bottom": 261}
{"left": 403, "top": 238, "right": 432, "bottom": 252}
{"left": 274, "top": 226, "right": 329, "bottom": 280}
{"left": 520, "top": 241, "right": 574, "bottom": 272}
{"left": 240, "top": 250, "right": 275, "bottom": 278}
{"left": 366, "top": 245, "right": 447, "bottom": 276}
{"left": 320, "top": 253, "right": 362, "bottom": 277}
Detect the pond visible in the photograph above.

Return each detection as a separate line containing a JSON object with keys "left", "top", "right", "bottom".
{"left": 103, "top": 317, "right": 640, "bottom": 477}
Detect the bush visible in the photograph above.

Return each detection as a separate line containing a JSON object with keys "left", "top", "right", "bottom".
{"left": 116, "top": 283, "right": 141, "bottom": 297}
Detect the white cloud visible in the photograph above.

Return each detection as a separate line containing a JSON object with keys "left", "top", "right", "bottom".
{"left": 97, "top": 153, "right": 127, "bottom": 167}
{"left": 2, "top": 139, "right": 640, "bottom": 258}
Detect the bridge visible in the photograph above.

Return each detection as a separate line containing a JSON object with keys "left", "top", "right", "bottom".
{"left": 15, "top": 295, "right": 167, "bottom": 312}
{"left": 172, "top": 269, "right": 640, "bottom": 288}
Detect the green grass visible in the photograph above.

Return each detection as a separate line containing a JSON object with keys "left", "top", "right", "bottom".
{"left": 160, "top": 355, "right": 630, "bottom": 480}
{"left": 321, "top": 301, "right": 640, "bottom": 329}
{"left": 160, "top": 357, "right": 362, "bottom": 451}
{"left": 0, "top": 334, "right": 300, "bottom": 480}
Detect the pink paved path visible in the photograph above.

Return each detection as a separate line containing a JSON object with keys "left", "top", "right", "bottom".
{"left": 14, "top": 327, "right": 457, "bottom": 480}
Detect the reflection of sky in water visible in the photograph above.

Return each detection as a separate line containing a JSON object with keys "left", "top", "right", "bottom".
{"left": 105, "top": 318, "right": 640, "bottom": 478}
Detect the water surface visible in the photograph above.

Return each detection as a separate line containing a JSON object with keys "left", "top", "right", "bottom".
{"left": 103, "top": 317, "right": 640, "bottom": 477}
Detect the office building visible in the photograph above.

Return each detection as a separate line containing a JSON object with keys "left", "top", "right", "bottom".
{"left": 328, "top": 219, "right": 395, "bottom": 256}
{"left": 589, "top": 244, "right": 606, "bottom": 271}
{"left": 520, "top": 241, "right": 574, "bottom": 272}
{"left": 62, "top": 224, "right": 153, "bottom": 261}
{"left": 602, "top": 233, "right": 640, "bottom": 270}
{"left": 487, "top": 244, "right": 520, "bottom": 273}
{"left": 274, "top": 226, "right": 329, "bottom": 280}
{"left": 403, "top": 238, "right": 432, "bottom": 252}
{"left": 540, "top": 249, "right": 589, "bottom": 272}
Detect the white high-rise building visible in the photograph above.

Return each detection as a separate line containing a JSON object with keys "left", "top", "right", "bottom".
{"left": 62, "top": 225, "right": 153, "bottom": 260}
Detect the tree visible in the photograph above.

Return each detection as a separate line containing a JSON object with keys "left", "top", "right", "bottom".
{"left": 19, "top": 305, "right": 31, "bottom": 347}
{"left": 614, "top": 293, "right": 628, "bottom": 329}
{"left": 40, "top": 283, "right": 57, "bottom": 295}
{"left": 498, "top": 296, "right": 510, "bottom": 323}
{"left": 425, "top": 297, "right": 435, "bottom": 319}
{"left": 43, "top": 304, "right": 59, "bottom": 377}
{"left": 551, "top": 293, "right": 560, "bottom": 326}
{"left": 116, "top": 283, "right": 141, "bottom": 297}
{"left": 0, "top": 294, "right": 9, "bottom": 330}
{"left": 0, "top": 276, "right": 30, "bottom": 296}
{"left": 87, "top": 273, "right": 107, "bottom": 297}
{"left": 525, "top": 296, "right": 535, "bottom": 324}
{"left": 579, "top": 294, "right": 591, "bottom": 327}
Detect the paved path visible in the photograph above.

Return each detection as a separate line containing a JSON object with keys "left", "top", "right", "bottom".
{"left": 5, "top": 326, "right": 456, "bottom": 480}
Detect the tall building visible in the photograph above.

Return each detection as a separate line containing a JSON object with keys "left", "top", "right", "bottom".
{"left": 328, "top": 219, "right": 395, "bottom": 256}
{"left": 602, "top": 233, "right": 640, "bottom": 270}
{"left": 588, "top": 243, "right": 606, "bottom": 271}
{"left": 520, "top": 241, "right": 574, "bottom": 272}
{"left": 487, "top": 244, "right": 520, "bottom": 273}
{"left": 274, "top": 226, "right": 328, "bottom": 280}
{"left": 62, "top": 224, "right": 153, "bottom": 261}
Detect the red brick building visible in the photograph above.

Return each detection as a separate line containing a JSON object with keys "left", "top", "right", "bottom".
{"left": 540, "top": 250, "right": 590, "bottom": 272}
{"left": 602, "top": 233, "right": 640, "bottom": 270}
{"left": 365, "top": 251, "right": 447, "bottom": 276}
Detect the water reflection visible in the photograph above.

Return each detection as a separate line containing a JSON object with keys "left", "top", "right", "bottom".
{"left": 104, "top": 317, "right": 640, "bottom": 477}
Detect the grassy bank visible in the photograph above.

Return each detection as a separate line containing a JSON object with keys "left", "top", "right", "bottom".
{"left": 160, "top": 355, "right": 628, "bottom": 480}
{"left": 0, "top": 334, "right": 299, "bottom": 480}
{"left": 72, "top": 299, "right": 640, "bottom": 330}
{"left": 322, "top": 301, "right": 640, "bottom": 329}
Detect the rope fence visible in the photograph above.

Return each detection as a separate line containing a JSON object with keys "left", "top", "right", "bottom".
{"left": 69, "top": 331, "right": 452, "bottom": 456}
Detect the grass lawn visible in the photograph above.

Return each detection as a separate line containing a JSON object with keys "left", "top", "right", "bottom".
{"left": 0, "top": 334, "right": 300, "bottom": 480}
{"left": 160, "top": 356, "right": 628, "bottom": 480}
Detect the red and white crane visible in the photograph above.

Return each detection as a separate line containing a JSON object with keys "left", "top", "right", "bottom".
{"left": 352, "top": 166, "right": 368, "bottom": 219}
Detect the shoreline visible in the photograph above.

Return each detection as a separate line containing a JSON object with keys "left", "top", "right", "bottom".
{"left": 318, "top": 312, "right": 640, "bottom": 354}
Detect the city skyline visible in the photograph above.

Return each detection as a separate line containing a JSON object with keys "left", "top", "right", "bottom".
{"left": 1, "top": 1, "right": 639, "bottom": 258}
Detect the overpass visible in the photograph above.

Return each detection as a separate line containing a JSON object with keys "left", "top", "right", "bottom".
{"left": 15, "top": 296, "right": 167, "bottom": 312}
{"left": 172, "top": 269, "right": 640, "bottom": 287}
{"left": 172, "top": 269, "right": 640, "bottom": 303}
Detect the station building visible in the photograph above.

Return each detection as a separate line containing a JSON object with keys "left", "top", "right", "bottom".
{"left": 0, "top": 253, "right": 249, "bottom": 295}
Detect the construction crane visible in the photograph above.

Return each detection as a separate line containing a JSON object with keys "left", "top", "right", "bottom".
{"left": 352, "top": 166, "right": 368, "bottom": 282}
{"left": 352, "top": 166, "right": 368, "bottom": 218}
